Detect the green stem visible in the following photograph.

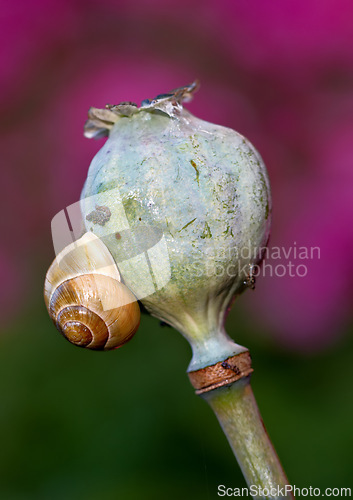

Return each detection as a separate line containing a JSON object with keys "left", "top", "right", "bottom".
{"left": 202, "top": 376, "right": 294, "bottom": 499}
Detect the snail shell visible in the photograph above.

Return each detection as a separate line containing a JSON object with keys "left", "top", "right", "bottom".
{"left": 44, "top": 232, "right": 140, "bottom": 350}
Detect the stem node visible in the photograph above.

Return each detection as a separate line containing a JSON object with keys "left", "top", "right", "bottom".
{"left": 188, "top": 351, "right": 253, "bottom": 395}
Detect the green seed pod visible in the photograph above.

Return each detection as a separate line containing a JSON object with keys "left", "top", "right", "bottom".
{"left": 81, "top": 82, "right": 271, "bottom": 370}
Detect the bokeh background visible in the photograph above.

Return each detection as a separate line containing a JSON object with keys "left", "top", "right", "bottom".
{"left": 1, "top": 1, "right": 353, "bottom": 498}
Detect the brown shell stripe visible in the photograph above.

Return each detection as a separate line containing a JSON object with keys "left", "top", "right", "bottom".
{"left": 188, "top": 351, "right": 253, "bottom": 395}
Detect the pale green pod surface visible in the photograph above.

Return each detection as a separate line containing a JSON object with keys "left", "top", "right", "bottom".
{"left": 81, "top": 83, "right": 271, "bottom": 370}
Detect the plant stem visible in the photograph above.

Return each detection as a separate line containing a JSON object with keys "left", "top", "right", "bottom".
{"left": 201, "top": 376, "right": 294, "bottom": 499}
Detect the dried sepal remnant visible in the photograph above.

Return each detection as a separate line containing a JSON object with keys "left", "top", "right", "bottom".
{"left": 84, "top": 107, "right": 120, "bottom": 139}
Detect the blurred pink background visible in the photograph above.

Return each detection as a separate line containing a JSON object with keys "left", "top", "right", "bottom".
{"left": 1, "top": 0, "right": 353, "bottom": 350}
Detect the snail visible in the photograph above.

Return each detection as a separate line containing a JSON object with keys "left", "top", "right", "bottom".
{"left": 44, "top": 231, "right": 140, "bottom": 350}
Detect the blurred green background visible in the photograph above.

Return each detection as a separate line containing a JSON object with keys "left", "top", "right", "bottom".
{"left": 0, "top": 304, "right": 352, "bottom": 499}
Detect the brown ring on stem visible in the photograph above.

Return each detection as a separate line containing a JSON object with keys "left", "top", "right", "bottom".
{"left": 188, "top": 351, "right": 253, "bottom": 395}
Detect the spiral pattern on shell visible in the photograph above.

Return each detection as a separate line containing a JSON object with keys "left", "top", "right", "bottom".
{"left": 44, "top": 232, "right": 140, "bottom": 350}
